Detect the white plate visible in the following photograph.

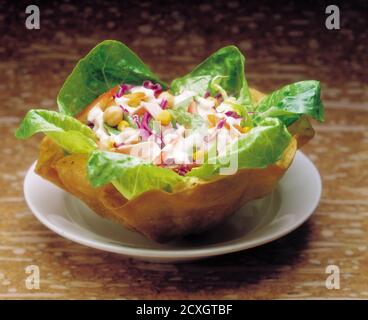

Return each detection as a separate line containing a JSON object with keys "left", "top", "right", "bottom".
{"left": 23, "top": 151, "right": 321, "bottom": 263}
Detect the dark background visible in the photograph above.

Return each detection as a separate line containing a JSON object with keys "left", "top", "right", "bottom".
{"left": 1, "top": 0, "right": 367, "bottom": 94}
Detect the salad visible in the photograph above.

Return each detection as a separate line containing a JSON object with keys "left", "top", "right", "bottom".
{"left": 16, "top": 40, "right": 324, "bottom": 242}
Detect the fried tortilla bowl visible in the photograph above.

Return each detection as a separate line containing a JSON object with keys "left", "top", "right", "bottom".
{"left": 35, "top": 89, "right": 313, "bottom": 243}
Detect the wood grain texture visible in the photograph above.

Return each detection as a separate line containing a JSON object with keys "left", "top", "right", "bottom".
{"left": 0, "top": 0, "right": 367, "bottom": 299}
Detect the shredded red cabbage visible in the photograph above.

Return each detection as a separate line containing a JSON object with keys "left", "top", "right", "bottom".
{"left": 87, "top": 121, "right": 94, "bottom": 129}
{"left": 115, "top": 84, "right": 133, "bottom": 98}
{"left": 143, "top": 80, "right": 162, "bottom": 97}
{"left": 225, "top": 111, "right": 241, "bottom": 119}
{"left": 173, "top": 164, "right": 191, "bottom": 176}
{"left": 141, "top": 112, "right": 152, "bottom": 133}
{"left": 217, "top": 119, "right": 226, "bottom": 129}
{"left": 119, "top": 105, "right": 129, "bottom": 113}
{"left": 215, "top": 93, "right": 224, "bottom": 104}
{"left": 204, "top": 91, "right": 210, "bottom": 98}
{"left": 132, "top": 112, "right": 152, "bottom": 141}
{"left": 143, "top": 80, "right": 153, "bottom": 88}
{"left": 132, "top": 114, "right": 140, "bottom": 127}
{"left": 160, "top": 99, "right": 168, "bottom": 109}
{"left": 157, "top": 128, "right": 164, "bottom": 148}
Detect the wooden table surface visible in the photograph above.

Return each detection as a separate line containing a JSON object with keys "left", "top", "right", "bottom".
{"left": 1, "top": 0, "right": 367, "bottom": 299}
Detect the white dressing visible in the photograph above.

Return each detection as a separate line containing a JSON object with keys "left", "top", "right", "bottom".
{"left": 86, "top": 83, "right": 250, "bottom": 170}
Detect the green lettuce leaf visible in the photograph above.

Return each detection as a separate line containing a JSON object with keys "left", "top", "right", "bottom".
{"left": 15, "top": 109, "right": 97, "bottom": 154}
{"left": 253, "top": 80, "right": 324, "bottom": 126}
{"left": 170, "top": 46, "right": 253, "bottom": 108}
{"left": 87, "top": 151, "right": 188, "bottom": 199}
{"left": 57, "top": 40, "right": 167, "bottom": 116}
{"left": 188, "top": 118, "right": 291, "bottom": 179}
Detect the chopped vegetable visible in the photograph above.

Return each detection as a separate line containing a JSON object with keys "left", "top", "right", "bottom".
{"left": 156, "top": 110, "right": 172, "bottom": 126}
{"left": 103, "top": 106, "right": 123, "bottom": 127}
{"left": 118, "top": 120, "right": 130, "bottom": 131}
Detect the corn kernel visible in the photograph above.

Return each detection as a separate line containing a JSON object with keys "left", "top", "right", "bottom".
{"left": 207, "top": 114, "right": 217, "bottom": 127}
{"left": 156, "top": 110, "right": 172, "bottom": 126}
{"left": 241, "top": 126, "right": 251, "bottom": 133}
{"left": 118, "top": 120, "right": 130, "bottom": 131}
{"left": 103, "top": 106, "right": 123, "bottom": 127}
{"left": 125, "top": 92, "right": 147, "bottom": 107}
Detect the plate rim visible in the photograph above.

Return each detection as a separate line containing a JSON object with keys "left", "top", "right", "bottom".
{"left": 23, "top": 151, "right": 322, "bottom": 260}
